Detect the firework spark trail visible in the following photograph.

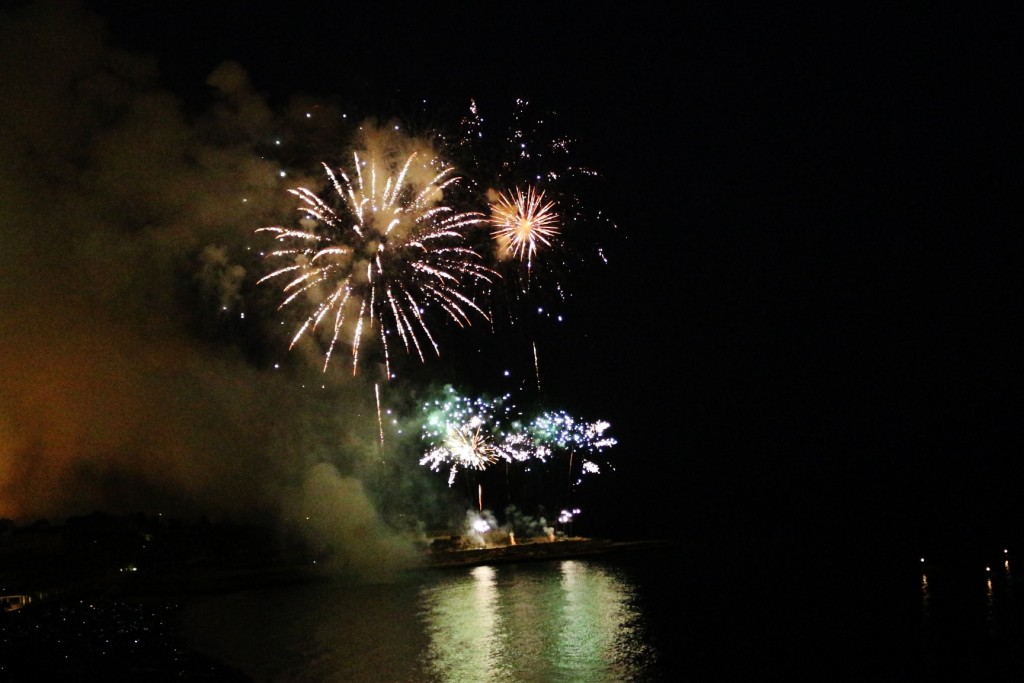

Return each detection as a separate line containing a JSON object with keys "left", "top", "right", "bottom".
{"left": 532, "top": 340, "right": 541, "bottom": 392}
{"left": 257, "top": 142, "right": 496, "bottom": 378}
{"left": 375, "top": 382, "right": 385, "bottom": 453}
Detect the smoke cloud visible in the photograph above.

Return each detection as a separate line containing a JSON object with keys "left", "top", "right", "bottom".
{"left": 0, "top": 1, "right": 451, "bottom": 571}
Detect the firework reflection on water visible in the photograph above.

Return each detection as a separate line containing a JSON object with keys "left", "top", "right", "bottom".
{"left": 182, "top": 556, "right": 661, "bottom": 682}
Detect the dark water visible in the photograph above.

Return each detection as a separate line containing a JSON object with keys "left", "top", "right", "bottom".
{"left": 181, "top": 539, "right": 1024, "bottom": 681}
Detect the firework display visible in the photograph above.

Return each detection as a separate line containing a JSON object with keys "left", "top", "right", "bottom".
{"left": 418, "top": 385, "right": 616, "bottom": 488}
{"left": 254, "top": 105, "right": 619, "bottom": 521}
{"left": 453, "top": 97, "right": 614, "bottom": 288}
{"left": 256, "top": 135, "right": 495, "bottom": 378}
{"left": 418, "top": 387, "right": 523, "bottom": 485}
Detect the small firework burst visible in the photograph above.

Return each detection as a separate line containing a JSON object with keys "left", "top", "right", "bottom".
{"left": 429, "top": 420, "right": 500, "bottom": 485}
{"left": 446, "top": 422, "right": 500, "bottom": 470}
{"left": 489, "top": 186, "right": 560, "bottom": 269}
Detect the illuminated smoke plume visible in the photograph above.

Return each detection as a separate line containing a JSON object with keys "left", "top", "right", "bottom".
{"left": 0, "top": 1, "right": 430, "bottom": 574}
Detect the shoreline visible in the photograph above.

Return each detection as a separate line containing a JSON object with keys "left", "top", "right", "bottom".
{"left": 423, "top": 536, "right": 677, "bottom": 569}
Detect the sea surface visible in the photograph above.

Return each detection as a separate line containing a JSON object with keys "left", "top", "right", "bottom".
{"left": 180, "top": 537, "right": 1024, "bottom": 681}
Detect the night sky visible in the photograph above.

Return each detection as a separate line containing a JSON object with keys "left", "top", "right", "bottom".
{"left": 1, "top": 1, "right": 1020, "bottom": 559}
